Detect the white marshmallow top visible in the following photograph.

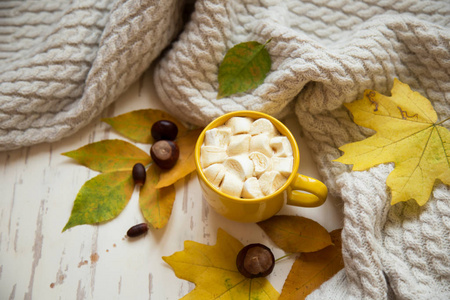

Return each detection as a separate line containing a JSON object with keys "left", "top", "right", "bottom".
{"left": 201, "top": 117, "right": 294, "bottom": 198}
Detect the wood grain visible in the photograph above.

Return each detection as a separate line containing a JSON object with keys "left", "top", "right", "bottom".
{"left": 0, "top": 68, "right": 343, "bottom": 299}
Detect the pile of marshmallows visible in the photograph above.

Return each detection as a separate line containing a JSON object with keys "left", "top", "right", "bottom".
{"left": 200, "top": 117, "right": 294, "bottom": 199}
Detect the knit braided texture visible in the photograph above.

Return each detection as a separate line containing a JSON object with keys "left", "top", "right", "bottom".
{"left": 0, "top": 0, "right": 184, "bottom": 150}
{"left": 153, "top": 0, "right": 450, "bottom": 299}
{"left": 1, "top": 0, "right": 449, "bottom": 298}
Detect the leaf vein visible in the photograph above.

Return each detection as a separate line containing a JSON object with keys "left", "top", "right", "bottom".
{"left": 436, "top": 125, "right": 450, "bottom": 169}
{"left": 350, "top": 124, "right": 434, "bottom": 159}
{"left": 213, "top": 278, "right": 247, "bottom": 299}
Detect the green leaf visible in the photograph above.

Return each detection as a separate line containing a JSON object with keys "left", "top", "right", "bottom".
{"left": 139, "top": 164, "right": 176, "bottom": 229}
{"left": 102, "top": 109, "right": 188, "bottom": 144}
{"left": 258, "top": 215, "right": 332, "bottom": 253}
{"left": 62, "top": 139, "right": 151, "bottom": 172}
{"left": 217, "top": 40, "right": 272, "bottom": 99}
{"left": 63, "top": 170, "right": 134, "bottom": 231}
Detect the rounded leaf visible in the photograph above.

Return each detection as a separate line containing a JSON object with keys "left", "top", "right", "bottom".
{"left": 218, "top": 40, "right": 271, "bottom": 99}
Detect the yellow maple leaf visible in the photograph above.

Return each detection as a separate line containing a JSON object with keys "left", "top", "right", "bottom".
{"left": 335, "top": 79, "right": 450, "bottom": 206}
{"left": 163, "top": 228, "right": 279, "bottom": 300}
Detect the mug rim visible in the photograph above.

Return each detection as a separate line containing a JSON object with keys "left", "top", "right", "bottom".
{"left": 194, "top": 110, "right": 300, "bottom": 203}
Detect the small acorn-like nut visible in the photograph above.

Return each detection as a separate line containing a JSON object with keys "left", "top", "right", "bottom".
{"left": 236, "top": 243, "right": 275, "bottom": 278}
{"left": 151, "top": 120, "right": 178, "bottom": 141}
{"left": 150, "top": 140, "right": 179, "bottom": 169}
{"left": 126, "top": 223, "right": 149, "bottom": 238}
{"left": 132, "top": 163, "right": 146, "bottom": 186}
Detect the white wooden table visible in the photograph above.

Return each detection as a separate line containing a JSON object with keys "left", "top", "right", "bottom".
{"left": 0, "top": 68, "right": 343, "bottom": 299}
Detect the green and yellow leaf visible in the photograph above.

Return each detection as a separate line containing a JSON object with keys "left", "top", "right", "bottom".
{"left": 139, "top": 164, "right": 176, "bottom": 229}
{"left": 163, "top": 228, "right": 279, "bottom": 300}
{"left": 62, "top": 139, "right": 151, "bottom": 172}
{"left": 217, "top": 40, "right": 272, "bottom": 99}
{"left": 334, "top": 79, "right": 450, "bottom": 205}
{"left": 258, "top": 215, "right": 332, "bottom": 253}
{"left": 63, "top": 170, "right": 134, "bottom": 231}
{"left": 102, "top": 109, "right": 188, "bottom": 143}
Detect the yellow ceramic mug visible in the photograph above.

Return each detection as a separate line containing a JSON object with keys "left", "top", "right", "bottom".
{"left": 194, "top": 111, "right": 328, "bottom": 222}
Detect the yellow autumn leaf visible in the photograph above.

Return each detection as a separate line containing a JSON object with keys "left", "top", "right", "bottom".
{"left": 335, "top": 79, "right": 450, "bottom": 206}
{"left": 62, "top": 139, "right": 151, "bottom": 172}
{"left": 102, "top": 109, "right": 188, "bottom": 144}
{"left": 279, "top": 229, "right": 343, "bottom": 300}
{"left": 139, "top": 163, "right": 176, "bottom": 229}
{"left": 156, "top": 128, "right": 203, "bottom": 188}
{"left": 258, "top": 215, "right": 332, "bottom": 253}
{"left": 163, "top": 228, "right": 279, "bottom": 300}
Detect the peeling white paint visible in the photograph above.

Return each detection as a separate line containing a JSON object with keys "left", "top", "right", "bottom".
{"left": 0, "top": 69, "right": 343, "bottom": 299}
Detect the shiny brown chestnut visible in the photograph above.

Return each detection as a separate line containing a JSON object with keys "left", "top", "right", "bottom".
{"left": 132, "top": 163, "right": 146, "bottom": 186}
{"left": 126, "top": 223, "right": 149, "bottom": 238}
{"left": 150, "top": 140, "right": 179, "bottom": 169}
{"left": 236, "top": 243, "right": 275, "bottom": 278}
{"left": 151, "top": 120, "right": 178, "bottom": 141}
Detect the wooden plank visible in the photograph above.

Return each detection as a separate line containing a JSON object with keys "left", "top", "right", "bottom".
{"left": 0, "top": 69, "right": 343, "bottom": 299}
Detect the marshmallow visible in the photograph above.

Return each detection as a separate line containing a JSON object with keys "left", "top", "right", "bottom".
{"left": 259, "top": 171, "right": 287, "bottom": 196}
{"left": 200, "top": 146, "right": 227, "bottom": 168}
{"left": 203, "top": 163, "right": 226, "bottom": 188}
{"left": 249, "top": 118, "right": 278, "bottom": 137}
{"left": 227, "top": 134, "right": 251, "bottom": 156}
{"left": 204, "top": 125, "right": 232, "bottom": 148}
{"left": 271, "top": 156, "right": 293, "bottom": 177}
{"left": 250, "top": 134, "right": 274, "bottom": 157}
{"left": 242, "top": 177, "right": 265, "bottom": 199}
{"left": 270, "top": 136, "right": 293, "bottom": 157}
{"left": 220, "top": 172, "right": 244, "bottom": 198}
{"left": 223, "top": 155, "right": 254, "bottom": 181}
{"left": 225, "top": 117, "right": 254, "bottom": 134}
{"left": 249, "top": 152, "right": 271, "bottom": 177}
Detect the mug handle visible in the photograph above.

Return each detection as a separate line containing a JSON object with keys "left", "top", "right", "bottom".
{"left": 286, "top": 174, "right": 328, "bottom": 207}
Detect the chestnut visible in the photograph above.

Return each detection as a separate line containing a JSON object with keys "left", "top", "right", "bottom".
{"left": 126, "top": 223, "right": 149, "bottom": 237}
{"left": 132, "top": 163, "right": 146, "bottom": 186}
{"left": 150, "top": 140, "right": 179, "bottom": 169}
{"left": 151, "top": 120, "right": 178, "bottom": 141}
{"left": 236, "top": 243, "right": 275, "bottom": 278}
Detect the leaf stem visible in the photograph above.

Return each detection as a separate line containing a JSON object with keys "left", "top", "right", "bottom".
{"left": 437, "top": 117, "right": 450, "bottom": 125}
{"left": 275, "top": 253, "right": 296, "bottom": 263}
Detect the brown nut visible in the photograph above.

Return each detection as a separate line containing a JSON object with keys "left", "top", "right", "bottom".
{"left": 151, "top": 120, "right": 178, "bottom": 141}
{"left": 150, "top": 140, "right": 180, "bottom": 169}
{"left": 236, "top": 243, "right": 275, "bottom": 278}
{"left": 132, "top": 163, "right": 146, "bottom": 186}
{"left": 126, "top": 223, "right": 149, "bottom": 238}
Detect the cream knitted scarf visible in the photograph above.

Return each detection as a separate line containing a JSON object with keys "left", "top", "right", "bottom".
{"left": 154, "top": 2, "right": 450, "bottom": 298}
{"left": 1, "top": 0, "right": 449, "bottom": 299}
{"left": 0, "top": 0, "right": 184, "bottom": 150}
